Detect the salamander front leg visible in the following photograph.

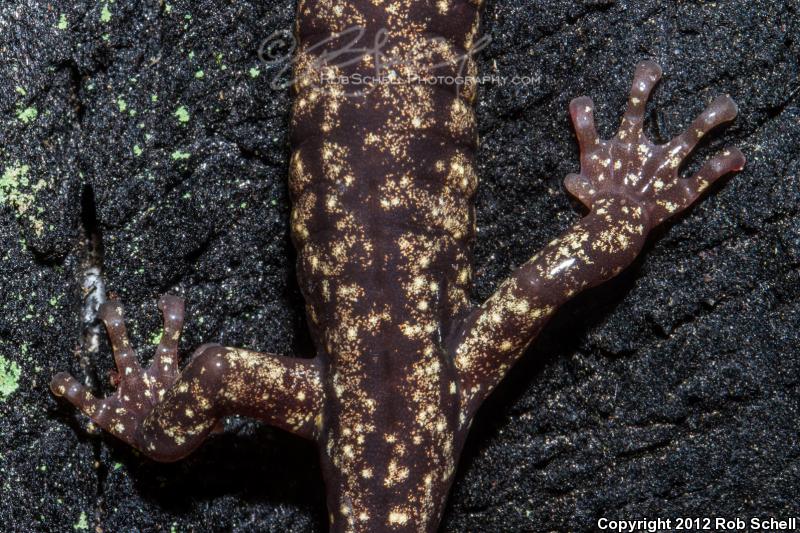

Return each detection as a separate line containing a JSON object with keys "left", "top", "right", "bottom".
{"left": 51, "top": 296, "right": 324, "bottom": 462}
{"left": 451, "top": 61, "right": 745, "bottom": 420}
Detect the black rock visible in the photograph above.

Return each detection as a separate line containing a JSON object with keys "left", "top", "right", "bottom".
{"left": 1, "top": 1, "right": 797, "bottom": 532}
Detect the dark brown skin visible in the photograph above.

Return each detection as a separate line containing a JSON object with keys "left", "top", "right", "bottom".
{"left": 51, "top": 1, "right": 745, "bottom": 531}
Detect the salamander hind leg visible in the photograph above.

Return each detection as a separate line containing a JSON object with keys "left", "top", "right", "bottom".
{"left": 52, "top": 295, "right": 326, "bottom": 461}
{"left": 50, "top": 295, "right": 200, "bottom": 458}
{"left": 564, "top": 60, "right": 745, "bottom": 231}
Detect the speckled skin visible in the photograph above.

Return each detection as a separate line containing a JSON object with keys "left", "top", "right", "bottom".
{"left": 50, "top": 1, "right": 745, "bottom": 532}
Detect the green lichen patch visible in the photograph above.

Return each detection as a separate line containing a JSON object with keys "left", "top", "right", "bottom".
{"left": 73, "top": 511, "right": 88, "bottom": 531}
{"left": 16, "top": 106, "right": 38, "bottom": 124}
{"left": 100, "top": 3, "right": 112, "bottom": 23}
{"left": 214, "top": 52, "right": 227, "bottom": 71}
{"left": 116, "top": 97, "right": 127, "bottom": 113}
{"left": 174, "top": 105, "right": 190, "bottom": 123}
{"left": 56, "top": 14, "right": 68, "bottom": 30}
{"left": 0, "top": 162, "right": 48, "bottom": 235}
{"left": 1, "top": 163, "right": 30, "bottom": 191}
{"left": 171, "top": 150, "right": 191, "bottom": 161}
{"left": 249, "top": 67, "right": 261, "bottom": 78}
{"left": 0, "top": 355, "right": 21, "bottom": 401}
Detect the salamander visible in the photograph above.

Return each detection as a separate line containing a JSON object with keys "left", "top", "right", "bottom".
{"left": 50, "top": 1, "right": 745, "bottom": 531}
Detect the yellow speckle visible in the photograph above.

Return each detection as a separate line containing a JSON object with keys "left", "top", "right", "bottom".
{"left": 388, "top": 510, "right": 409, "bottom": 526}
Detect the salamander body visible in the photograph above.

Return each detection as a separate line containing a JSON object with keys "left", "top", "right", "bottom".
{"left": 289, "top": 2, "right": 483, "bottom": 527}
{"left": 51, "top": 1, "right": 744, "bottom": 532}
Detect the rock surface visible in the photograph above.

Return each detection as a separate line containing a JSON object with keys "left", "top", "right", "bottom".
{"left": 0, "top": 0, "right": 797, "bottom": 531}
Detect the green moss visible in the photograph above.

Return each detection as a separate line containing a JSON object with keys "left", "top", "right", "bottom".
{"left": 133, "top": 145, "right": 143, "bottom": 156}
{"left": 0, "top": 355, "right": 21, "bottom": 401}
{"left": 116, "top": 97, "right": 127, "bottom": 113}
{"left": 174, "top": 105, "right": 190, "bottom": 123}
{"left": 150, "top": 93, "right": 158, "bottom": 103}
{"left": 15, "top": 86, "right": 26, "bottom": 96}
{"left": 150, "top": 329, "right": 163, "bottom": 345}
{"left": 57, "top": 14, "right": 68, "bottom": 30}
{"left": 249, "top": 67, "right": 261, "bottom": 78}
{"left": 171, "top": 150, "right": 190, "bottom": 161}
{"left": 100, "top": 3, "right": 112, "bottom": 23}
{"left": 17, "top": 106, "right": 38, "bottom": 124}
{"left": 194, "top": 70, "right": 204, "bottom": 79}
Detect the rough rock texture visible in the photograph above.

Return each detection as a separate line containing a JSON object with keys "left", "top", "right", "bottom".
{"left": 1, "top": 0, "right": 797, "bottom": 531}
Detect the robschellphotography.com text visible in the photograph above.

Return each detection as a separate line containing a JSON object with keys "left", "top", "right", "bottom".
{"left": 318, "top": 73, "right": 536, "bottom": 88}
{"left": 597, "top": 516, "right": 799, "bottom": 532}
